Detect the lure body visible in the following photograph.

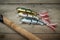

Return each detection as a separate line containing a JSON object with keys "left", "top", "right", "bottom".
{"left": 18, "top": 12, "right": 39, "bottom": 19}
{"left": 16, "top": 7, "right": 37, "bottom": 16}
{"left": 20, "top": 17, "right": 45, "bottom": 25}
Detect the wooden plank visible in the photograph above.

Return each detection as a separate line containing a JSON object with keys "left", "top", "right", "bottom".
{"left": 0, "top": 33, "right": 60, "bottom": 40}
{"left": 0, "top": 0, "right": 60, "bottom": 3}
{"left": 0, "top": 33, "right": 26, "bottom": 40}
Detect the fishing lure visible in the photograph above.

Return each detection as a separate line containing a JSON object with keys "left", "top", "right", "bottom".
{"left": 17, "top": 12, "right": 39, "bottom": 19}
{"left": 20, "top": 17, "right": 45, "bottom": 25}
{"left": 16, "top": 7, "right": 37, "bottom": 16}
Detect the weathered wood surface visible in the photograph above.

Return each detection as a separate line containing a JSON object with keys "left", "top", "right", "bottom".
{"left": 0, "top": 0, "right": 60, "bottom": 3}
{"left": 0, "top": 4, "right": 60, "bottom": 40}
{"left": 0, "top": 4, "right": 60, "bottom": 33}
{"left": 0, "top": 33, "right": 60, "bottom": 40}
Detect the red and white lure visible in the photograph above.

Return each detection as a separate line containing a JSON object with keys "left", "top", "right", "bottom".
{"left": 39, "top": 11, "right": 56, "bottom": 31}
